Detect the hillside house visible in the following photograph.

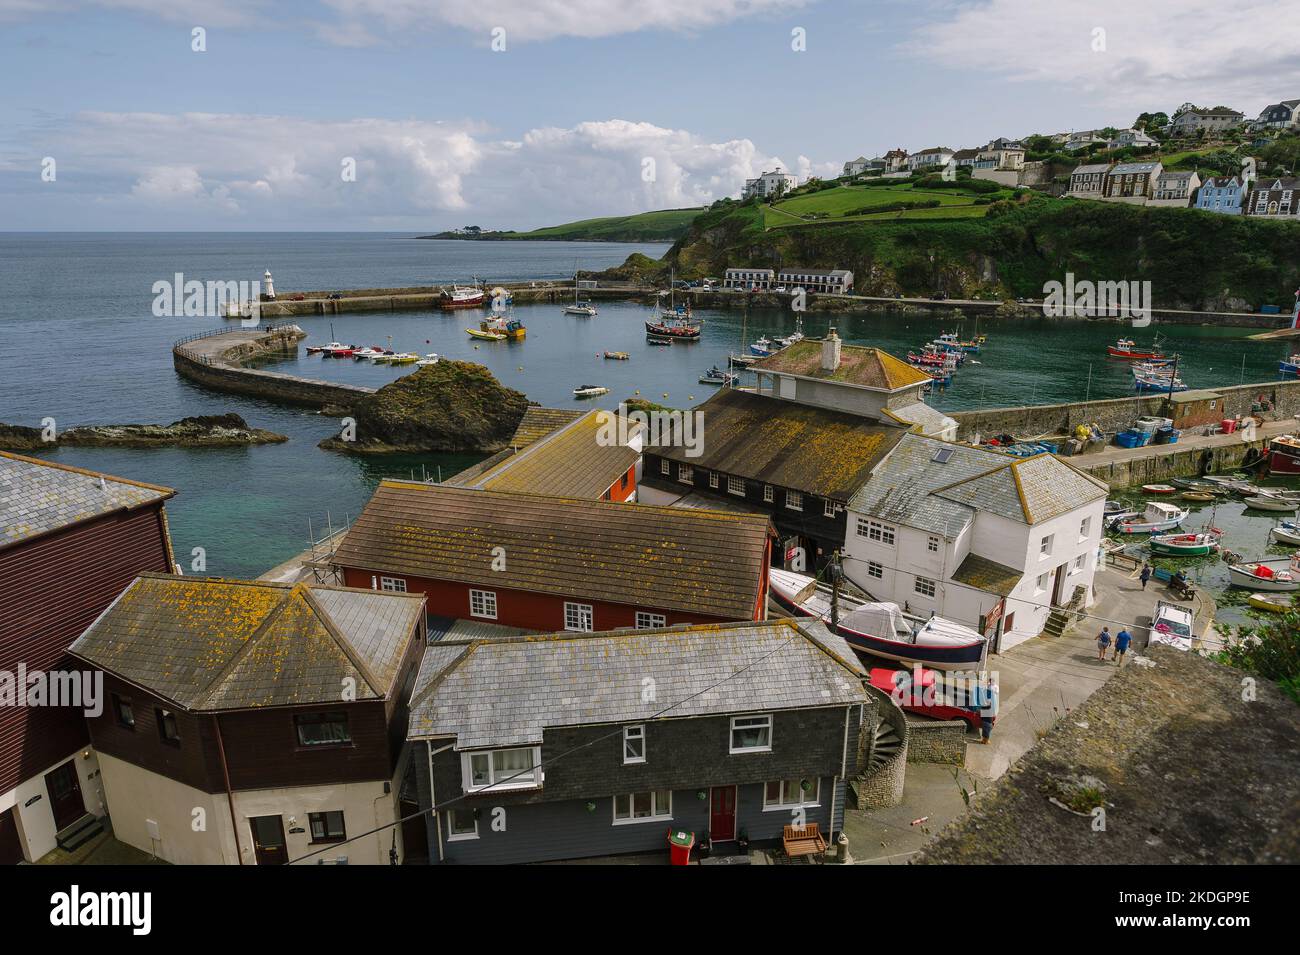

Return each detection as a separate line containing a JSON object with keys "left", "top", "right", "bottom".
{"left": 1195, "top": 175, "right": 1251, "bottom": 215}
{"left": 744, "top": 170, "right": 797, "bottom": 200}
{"left": 1103, "top": 161, "right": 1163, "bottom": 202}
{"left": 1247, "top": 178, "right": 1300, "bottom": 218}
{"left": 1066, "top": 162, "right": 1111, "bottom": 198}
{"left": 1253, "top": 99, "right": 1300, "bottom": 131}
{"left": 1151, "top": 169, "right": 1201, "bottom": 206}
{"left": 1168, "top": 108, "right": 1243, "bottom": 137}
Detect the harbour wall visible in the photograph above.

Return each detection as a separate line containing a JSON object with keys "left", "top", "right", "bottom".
{"left": 173, "top": 325, "right": 376, "bottom": 411}
{"left": 257, "top": 283, "right": 653, "bottom": 318}
{"left": 1076, "top": 438, "right": 1268, "bottom": 488}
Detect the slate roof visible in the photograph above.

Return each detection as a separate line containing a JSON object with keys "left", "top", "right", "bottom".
{"left": 933, "top": 452, "right": 1109, "bottom": 525}
{"left": 407, "top": 618, "right": 869, "bottom": 747}
{"left": 1071, "top": 163, "right": 1113, "bottom": 175}
{"left": 332, "top": 482, "right": 773, "bottom": 620}
{"left": 509, "top": 407, "right": 584, "bottom": 449}
{"left": 0, "top": 451, "right": 174, "bottom": 551}
{"left": 880, "top": 400, "right": 956, "bottom": 436}
{"left": 951, "top": 553, "right": 1023, "bottom": 596}
{"left": 1110, "top": 161, "right": 1161, "bottom": 175}
{"left": 649, "top": 389, "right": 907, "bottom": 501}
{"left": 69, "top": 574, "right": 426, "bottom": 711}
{"left": 447, "top": 410, "right": 639, "bottom": 500}
{"left": 751, "top": 339, "right": 932, "bottom": 390}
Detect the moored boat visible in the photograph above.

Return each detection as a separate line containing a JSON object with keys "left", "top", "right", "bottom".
{"left": 1108, "top": 337, "right": 1166, "bottom": 360}
{"left": 1109, "top": 501, "right": 1188, "bottom": 534}
{"left": 1244, "top": 495, "right": 1297, "bottom": 512}
{"left": 1247, "top": 592, "right": 1294, "bottom": 613}
{"left": 1141, "top": 483, "right": 1176, "bottom": 495}
{"left": 1226, "top": 554, "right": 1300, "bottom": 592}
{"left": 1279, "top": 354, "right": 1299, "bottom": 377}
{"left": 1267, "top": 435, "right": 1300, "bottom": 475}
{"left": 603, "top": 351, "right": 629, "bottom": 360}
{"left": 698, "top": 366, "right": 738, "bottom": 386}
{"left": 573, "top": 384, "right": 609, "bottom": 398}
{"left": 1148, "top": 530, "right": 1220, "bottom": 556}
{"left": 1181, "top": 490, "right": 1215, "bottom": 502}
{"left": 415, "top": 353, "right": 440, "bottom": 366}
{"left": 466, "top": 327, "right": 506, "bottom": 341}
{"left": 438, "top": 285, "right": 486, "bottom": 310}
{"left": 1269, "top": 520, "right": 1300, "bottom": 546}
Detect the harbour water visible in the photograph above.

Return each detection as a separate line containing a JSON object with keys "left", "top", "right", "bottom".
{"left": 3, "top": 233, "right": 1297, "bottom": 597}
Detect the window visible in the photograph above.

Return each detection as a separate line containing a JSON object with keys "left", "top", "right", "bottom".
{"left": 613, "top": 790, "right": 672, "bottom": 825}
{"left": 1040, "top": 534, "right": 1054, "bottom": 556}
{"left": 621, "top": 472, "right": 630, "bottom": 489}
{"left": 623, "top": 725, "right": 646, "bottom": 764}
{"left": 660, "top": 458, "right": 670, "bottom": 475}
{"left": 786, "top": 490, "right": 803, "bottom": 512}
{"left": 112, "top": 694, "right": 135, "bottom": 730}
{"left": 763, "top": 484, "right": 774, "bottom": 503}
{"left": 446, "top": 807, "right": 478, "bottom": 841}
{"left": 379, "top": 575, "right": 407, "bottom": 593}
{"left": 730, "top": 714, "right": 773, "bottom": 754}
{"left": 155, "top": 708, "right": 180, "bottom": 745}
{"left": 927, "top": 536, "right": 939, "bottom": 553}
{"left": 856, "top": 519, "right": 895, "bottom": 546}
{"left": 308, "top": 811, "right": 346, "bottom": 844}
{"left": 866, "top": 560, "right": 884, "bottom": 580}
{"left": 1035, "top": 573, "right": 1050, "bottom": 593}
{"left": 823, "top": 499, "right": 837, "bottom": 518}
{"left": 708, "top": 470, "right": 719, "bottom": 489}
{"left": 914, "top": 576, "right": 937, "bottom": 598}
{"left": 295, "top": 712, "right": 351, "bottom": 747}
{"left": 469, "top": 589, "right": 497, "bottom": 619}
{"left": 678, "top": 463, "right": 693, "bottom": 483}
{"left": 763, "top": 778, "right": 820, "bottom": 810}
{"left": 463, "top": 747, "right": 542, "bottom": 792}
{"left": 1079, "top": 517, "right": 1091, "bottom": 540}
{"left": 728, "top": 475, "right": 746, "bottom": 496}
{"left": 564, "top": 602, "right": 594, "bottom": 632}
{"left": 635, "top": 611, "right": 666, "bottom": 629}
{"left": 1072, "top": 554, "right": 1087, "bottom": 574}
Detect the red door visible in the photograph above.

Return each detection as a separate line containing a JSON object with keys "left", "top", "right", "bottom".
{"left": 709, "top": 786, "right": 737, "bottom": 841}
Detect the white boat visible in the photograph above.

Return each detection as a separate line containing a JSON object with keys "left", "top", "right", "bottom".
{"left": 1269, "top": 520, "right": 1300, "bottom": 546}
{"left": 1109, "top": 501, "right": 1188, "bottom": 534}
{"left": 769, "top": 567, "right": 873, "bottom": 618}
{"left": 352, "top": 346, "right": 384, "bottom": 359}
{"left": 1244, "top": 495, "right": 1298, "bottom": 512}
{"left": 573, "top": 385, "right": 609, "bottom": 398}
{"left": 564, "top": 266, "right": 598, "bottom": 316}
{"left": 1226, "top": 553, "right": 1300, "bottom": 592}
{"left": 415, "top": 353, "right": 440, "bottom": 366}
{"left": 1149, "top": 600, "right": 1194, "bottom": 652}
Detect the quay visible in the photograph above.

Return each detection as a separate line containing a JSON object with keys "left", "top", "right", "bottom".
{"left": 256, "top": 281, "right": 652, "bottom": 318}
{"left": 1075, "top": 418, "right": 1294, "bottom": 487}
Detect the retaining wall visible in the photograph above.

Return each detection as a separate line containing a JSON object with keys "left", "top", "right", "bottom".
{"left": 905, "top": 720, "right": 969, "bottom": 766}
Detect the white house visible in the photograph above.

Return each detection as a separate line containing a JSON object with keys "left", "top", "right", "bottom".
{"left": 743, "top": 169, "right": 797, "bottom": 200}
{"left": 1168, "top": 107, "right": 1243, "bottom": 137}
{"left": 1108, "top": 128, "right": 1158, "bottom": 149}
{"left": 909, "top": 147, "right": 954, "bottom": 170}
{"left": 724, "top": 267, "right": 776, "bottom": 290}
{"left": 1151, "top": 169, "right": 1201, "bottom": 207}
{"left": 776, "top": 268, "right": 854, "bottom": 294}
{"left": 842, "top": 156, "right": 870, "bottom": 177}
{"left": 843, "top": 434, "right": 1108, "bottom": 652}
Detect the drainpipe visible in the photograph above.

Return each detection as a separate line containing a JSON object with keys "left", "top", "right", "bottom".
{"left": 213, "top": 714, "right": 244, "bottom": 865}
{"left": 427, "top": 741, "right": 456, "bottom": 863}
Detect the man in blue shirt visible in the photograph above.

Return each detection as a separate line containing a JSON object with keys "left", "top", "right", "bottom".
{"left": 1113, "top": 628, "right": 1132, "bottom": 664}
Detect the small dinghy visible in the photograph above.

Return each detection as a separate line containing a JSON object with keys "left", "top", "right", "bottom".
{"left": 1227, "top": 554, "right": 1300, "bottom": 592}
{"left": 1245, "top": 495, "right": 1297, "bottom": 512}
{"left": 1181, "top": 491, "right": 1215, "bottom": 502}
{"left": 1142, "top": 484, "right": 1177, "bottom": 495}
{"left": 603, "top": 351, "right": 629, "bottom": 360}
{"left": 573, "top": 384, "right": 609, "bottom": 398}
{"left": 1247, "top": 592, "right": 1294, "bottom": 613}
{"left": 1148, "top": 530, "right": 1220, "bottom": 556}
{"left": 1269, "top": 520, "right": 1300, "bottom": 546}
{"left": 698, "top": 365, "right": 739, "bottom": 386}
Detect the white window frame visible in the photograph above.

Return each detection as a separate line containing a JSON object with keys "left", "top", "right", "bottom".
{"left": 927, "top": 536, "right": 939, "bottom": 553}
{"left": 1035, "top": 573, "right": 1050, "bottom": 594}
{"left": 622, "top": 725, "right": 646, "bottom": 765}
{"left": 612, "top": 790, "right": 672, "bottom": 826}
{"left": 1071, "top": 553, "right": 1087, "bottom": 574}
{"left": 823, "top": 499, "right": 836, "bottom": 518}
{"left": 469, "top": 588, "right": 497, "bottom": 620}
{"left": 635, "top": 611, "right": 666, "bottom": 630}
{"left": 730, "top": 714, "right": 773, "bottom": 754}
{"left": 660, "top": 458, "right": 670, "bottom": 475}
{"left": 763, "top": 484, "right": 774, "bottom": 503}
{"left": 446, "top": 807, "right": 479, "bottom": 841}
{"left": 866, "top": 561, "right": 884, "bottom": 580}
{"left": 379, "top": 575, "right": 407, "bottom": 593}
{"left": 786, "top": 490, "right": 803, "bottom": 512}
{"left": 708, "top": 470, "right": 719, "bottom": 489}
{"left": 678, "top": 463, "right": 693, "bottom": 484}
{"left": 1079, "top": 517, "right": 1091, "bottom": 540}
{"left": 914, "top": 575, "right": 937, "bottom": 598}
{"left": 461, "top": 746, "right": 542, "bottom": 793}
{"left": 563, "top": 602, "right": 594, "bottom": 632}
{"left": 728, "top": 475, "right": 746, "bottom": 496}
{"left": 762, "top": 778, "right": 821, "bottom": 811}
{"left": 858, "top": 519, "right": 895, "bottom": 546}
{"left": 1040, "top": 534, "right": 1054, "bottom": 557}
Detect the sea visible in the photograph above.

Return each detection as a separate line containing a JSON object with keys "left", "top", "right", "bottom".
{"left": 1, "top": 232, "right": 1296, "bottom": 625}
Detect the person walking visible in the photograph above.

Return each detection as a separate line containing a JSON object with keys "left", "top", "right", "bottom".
{"left": 1114, "top": 628, "right": 1132, "bottom": 664}
{"left": 1140, "top": 564, "right": 1152, "bottom": 590}
{"left": 1097, "top": 626, "right": 1112, "bottom": 660}
{"left": 972, "top": 679, "right": 999, "bottom": 745}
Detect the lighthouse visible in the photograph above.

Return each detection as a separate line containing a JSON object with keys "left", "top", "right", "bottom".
{"left": 264, "top": 269, "right": 276, "bottom": 300}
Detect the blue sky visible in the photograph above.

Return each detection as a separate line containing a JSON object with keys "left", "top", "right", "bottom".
{"left": 1, "top": 0, "right": 1296, "bottom": 230}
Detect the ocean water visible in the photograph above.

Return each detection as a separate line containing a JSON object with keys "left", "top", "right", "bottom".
{"left": 2, "top": 232, "right": 1296, "bottom": 591}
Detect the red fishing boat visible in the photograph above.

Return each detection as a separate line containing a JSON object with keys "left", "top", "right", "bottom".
{"left": 1268, "top": 435, "right": 1300, "bottom": 476}
{"left": 1107, "top": 337, "right": 1166, "bottom": 360}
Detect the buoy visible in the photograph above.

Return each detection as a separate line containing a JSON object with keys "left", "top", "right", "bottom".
{"left": 634, "top": 390, "right": 640, "bottom": 395}
{"left": 663, "top": 393, "right": 668, "bottom": 398}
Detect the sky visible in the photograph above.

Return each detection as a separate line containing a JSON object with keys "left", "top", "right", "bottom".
{"left": 1, "top": 0, "right": 1298, "bottom": 231}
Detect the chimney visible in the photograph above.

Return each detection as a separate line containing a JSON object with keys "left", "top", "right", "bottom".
{"left": 821, "top": 327, "right": 842, "bottom": 372}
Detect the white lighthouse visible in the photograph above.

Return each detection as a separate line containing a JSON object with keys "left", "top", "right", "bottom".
{"left": 264, "top": 269, "right": 276, "bottom": 300}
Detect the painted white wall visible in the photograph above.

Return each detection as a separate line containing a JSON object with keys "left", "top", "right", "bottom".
{"left": 1, "top": 749, "right": 104, "bottom": 862}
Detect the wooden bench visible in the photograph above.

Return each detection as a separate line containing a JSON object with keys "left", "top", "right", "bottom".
{"left": 782, "top": 823, "right": 827, "bottom": 860}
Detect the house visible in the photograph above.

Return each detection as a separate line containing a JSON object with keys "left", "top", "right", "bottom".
{"left": 909, "top": 147, "right": 954, "bottom": 170}
{"left": 408, "top": 618, "right": 871, "bottom": 864}
{"left": 639, "top": 387, "right": 909, "bottom": 568}
{"left": 1064, "top": 131, "right": 1108, "bottom": 151}
{"left": 1150, "top": 169, "right": 1201, "bottom": 206}
{"left": 882, "top": 148, "right": 909, "bottom": 171}
{"left": 0, "top": 452, "right": 175, "bottom": 864}
{"left": 986, "top": 137, "right": 1025, "bottom": 151}
{"left": 1107, "top": 128, "right": 1158, "bottom": 149}
{"left": 444, "top": 409, "right": 640, "bottom": 502}
{"left": 332, "top": 482, "right": 774, "bottom": 632}
{"left": 776, "top": 268, "right": 854, "bottom": 294}
{"left": 1246, "top": 177, "right": 1300, "bottom": 218}
{"left": 842, "top": 156, "right": 870, "bottom": 177}
{"left": 743, "top": 169, "right": 797, "bottom": 200}
{"left": 976, "top": 144, "right": 1025, "bottom": 170}
{"left": 843, "top": 433, "right": 1108, "bottom": 652}
{"left": 1252, "top": 99, "right": 1300, "bottom": 131}
{"left": 1168, "top": 107, "right": 1243, "bottom": 137}
{"left": 1066, "top": 162, "right": 1112, "bottom": 198}
{"left": 952, "top": 148, "right": 982, "bottom": 168}
{"left": 724, "top": 267, "right": 776, "bottom": 290}
{"left": 1194, "top": 175, "right": 1251, "bottom": 215}
{"left": 69, "top": 575, "right": 428, "bottom": 865}
{"left": 1103, "top": 160, "right": 1163, "bottom": 201}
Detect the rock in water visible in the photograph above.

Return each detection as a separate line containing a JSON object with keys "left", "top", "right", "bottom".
{"left": 0, "top": 414, "right": 287, "bottom": 450}
{"left": 320, "top": 360, "right": 531, "bottom": 454}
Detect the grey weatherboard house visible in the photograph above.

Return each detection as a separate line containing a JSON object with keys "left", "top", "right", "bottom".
{"left": 408, "top": 619, "right": 871, "bottom": 864}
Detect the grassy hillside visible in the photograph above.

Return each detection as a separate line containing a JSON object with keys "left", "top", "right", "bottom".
{"left": 763, "top": 181, "right": 1013, "bottom": 228}
{"left": 423, "top": 208, "right": 704, "bottom": 243}
{"left": 665, "top": 194, "right": 1300, "bottom": 310}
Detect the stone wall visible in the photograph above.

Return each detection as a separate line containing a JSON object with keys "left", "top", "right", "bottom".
{"left": 905, "top": 719, "right": 969, "bottom": 766}
{"left": 850, "top": 684, "right": 908, "bottom": 811}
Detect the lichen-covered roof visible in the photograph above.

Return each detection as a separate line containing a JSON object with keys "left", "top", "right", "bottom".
{"left": 932, "top": 452, "right": 1108, "bottom": 525}
{"left": 69, "top": 574, "right": 425, "bottom": 710}
{"left": 510, "top": 407, "right": 584, "bottom": 448}
{"left": 951, "top": 552, "right": 1022, "bottom": 596}
{"left": 333, "top": 482, "right": 773, "bottom": 620}
{"left": 650, "top": 390, "right": 906, "bottom": 500}
{"left": 0, "top": 451, "right": 174, "bottom": 551}
{"left": 407, "top": 618, "right": 869, "bottom": 747}
{"left": 751, "top": 339, "right": 932, "bottom": 391}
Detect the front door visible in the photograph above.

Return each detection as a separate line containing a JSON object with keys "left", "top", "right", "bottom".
{"left": 1051, "top": 565, "right": 1066, "bottom": 607}
{"left": 710, "top": 786, "right": 737, "bottom": 841}
{"left": 249, "top": 815, "right": 288, "bottom": 865}
{"left": 44, "top": 762, "right": 85, "bottom": 831}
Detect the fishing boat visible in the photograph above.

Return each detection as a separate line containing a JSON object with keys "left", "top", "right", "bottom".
{"left": 1148, "top": 530, "right": 1221, "bottom": 556}
{"left": 305, "top": 342, "right": 339, "bottom": 355}
{"left": 1245, "top": 495, "right": 1297, "bottom": 512}
{"left": 322, "top": 343, "right": 358, "bottom": 358}
{"left": 573, "top": 384, "right": 609, "bottom": 399}
{"left": 1269, "top": 520, "right": 1300, "bottom": 546}
{"left": 1141, "top": 483, "right": 1177, "bottom": 495}
{"left": 1134, "top": 370, "right": 1188, "bottom": 392}
{"left": 1247, "top": 592, "right": 1294, "bottom": 613}
{"left": 698, "top": 366, "right": 739, "bottom": 386}
{"left": 1104, "top": 500, "right": 1134, "bottom": 518}
{"left": 415, "top": 353, "right": 440, "bottom": 366}
{"left": 388, "top": 352, "right": 419, "bottom": 364}
{"left": 1278, "top": 354, "right": 1299, "bottom": 377}
{"left": 437, "top": 284, "right": 486, "bottom": 310}
{"left": 935, "top": 331, "right": 981, "bottom": 353}
{"left": 1267, "top": 435, "right": 1300, "bottom": 475}
{"left": 749, "top": 335, "right": 777, "bottom": 357}
{"left": 1226, "top": 553, "right": 1300, "bottom": 592}
{"left": 1108, "top": 337, "right": 1165, "bottom": 360}
{"left": 466, "top": 326, "right": 507, "bottom": 341}
{"left": 351, "top": 346, "right": 383, "bottom": 359}
{"left": 1109, "top": 501, "right": 1188, "bottom": 534}
{"left": 767, "top": 568, "right": 986, "bottom": 670}
{"left": 645, "top": 318, "right": 701, "bottom": 341}
{"left": 603, "top": 351, "right": 629, "bottom": 360}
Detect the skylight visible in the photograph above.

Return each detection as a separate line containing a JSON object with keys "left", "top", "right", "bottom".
{"left": 932, "top": 447, "right": 955, "bottom": 464}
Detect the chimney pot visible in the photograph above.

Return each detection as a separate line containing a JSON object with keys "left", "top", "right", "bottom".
{"left": 821, "top": 327, "right": 842, "bottom": 372}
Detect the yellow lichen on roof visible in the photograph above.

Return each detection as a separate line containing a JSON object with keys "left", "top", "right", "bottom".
{"left": 876, "top": 349, "right": 933, "bottom": 388}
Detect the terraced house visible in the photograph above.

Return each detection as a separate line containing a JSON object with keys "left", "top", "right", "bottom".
{"left": 332, "top": 482, "right": 774, "bottom": 632}
{"left": 408, "top": 619, "right": 871, "bottom": 864}
{"left": 0, "top": 452, "right": 175, "bottom": 864}
{"left": 70, "top": 575, "right": 428, "bottom": 865}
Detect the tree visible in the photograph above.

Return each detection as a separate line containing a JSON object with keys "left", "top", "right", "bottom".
{"left": 1216, "top": 605, "right": 1300, "bottom": 704}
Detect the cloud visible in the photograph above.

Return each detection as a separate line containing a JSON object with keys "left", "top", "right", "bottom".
{"left": 908, "top": 0, "right": 1300, "bottom": 116}
{"left": 6, "top": 110, "right": 797, "bottom": 229}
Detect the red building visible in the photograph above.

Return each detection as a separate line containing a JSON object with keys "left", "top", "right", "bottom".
{"left": 0, "top": 452, "right": 175, "bottom": 863}
{"left": 332, "top": 482, "right": 773, "bottom": 633}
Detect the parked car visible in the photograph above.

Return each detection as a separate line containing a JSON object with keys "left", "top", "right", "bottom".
{"left": 932, "top": 291, "right": 948, "bottom": 300}
{"left": 868, "top": 667, "right": 993, "bottom": 731}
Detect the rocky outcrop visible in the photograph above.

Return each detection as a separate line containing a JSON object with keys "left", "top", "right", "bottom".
{"left": 0, "top": 414, "right": 287, "bottom": 451}
{"left": 319, "top": 360, "right": 531, "bottom": 454}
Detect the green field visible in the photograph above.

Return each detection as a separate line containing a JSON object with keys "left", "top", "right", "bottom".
{"left": 444, "top": 208, "right": 704, "bottom": 242}
{"left": 761, "top": 183, "right": 1011, "bottom": 229}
